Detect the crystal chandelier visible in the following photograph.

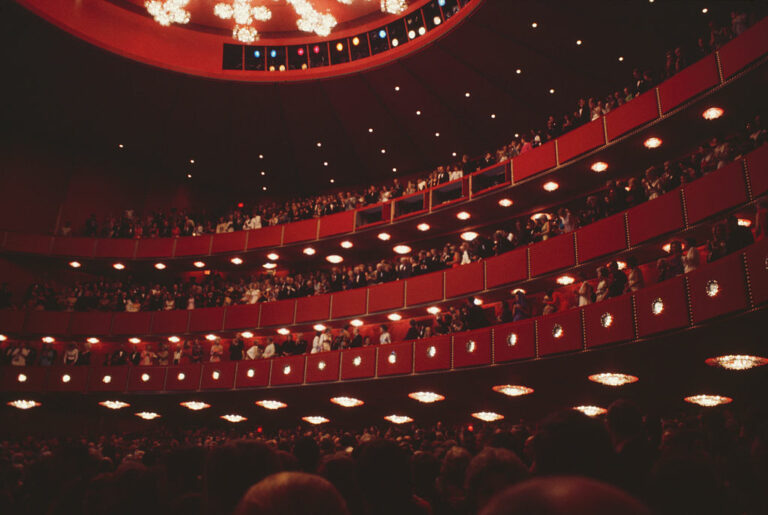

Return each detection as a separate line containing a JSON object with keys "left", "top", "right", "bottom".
{"left": 145, "top": 0, "right": 191, "bottom": 26}
{"left": 215, "top": 0, "right": 273, "bottom": 42}
{"left": 381, "top": 0, "right": 407, "bottom": 15}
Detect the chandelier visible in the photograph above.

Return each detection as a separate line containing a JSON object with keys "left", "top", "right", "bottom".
{"left": 214, "top": 0, "right": 272, "bottom": 43}
{"left": 145, "top": 0, "right": 191, "bottom": 26}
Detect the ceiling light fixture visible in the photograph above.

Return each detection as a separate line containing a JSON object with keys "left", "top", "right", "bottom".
{"left": 313, "top": 323, "right": 327, "bottom": 332}
{"left": 574, "top": 405, "right": 607, "bottom": 417}
{"left": 456, "top": 211, "right": 471, "bottom": 220}
{"left": 145, "top": 0, "right": 191, "bottom": 26}
{"left": 387, "top": 313, "right": 402, "bottom": 321}
{"left": 69, "top": 261, "right": 81, "bottom": 268}
{"left": 326, "top": 255, "right": 344, "bottom": 264}
{"left": 221, "top": 414, "right": 247, "bottom": 423}
{"left": 684, "top": 395, "right": 732, "bottom": 407}
{"left": 492, "top": 385, "right": 534, "bottom": 397}
{"left": 543, "top": 181, "right": 559, "bottom": 192}
{"left": 384, "top": 414, "right": 413, "bottom": 424}
{"left": 417, "top": 223, "right": 430, "bottom": 231}
{"left": 588, "top": 373, "right": 639, "bottom": 386}
{"left": 180, "top": 401, "right": 210, "bottom": 411}
{"left": 330, "top": 396, "right": 364, "bottom": 408}
{"left": 341, "top": 240, "right": 354, "bottom": 248}
{"left": 231, "top": 257, "right": 243, "bottom": 265}
{"left": 256, "top": 400, "right": 287, "bottom": 410}
{"left": 498, "top": 198, "right": 513, "bottom": 207}
{"left": 644, "top": 137, "right": 662, "bottom": 149}
{"left": 472, "top": 411, "right": 504, "bottom": 422}
{"left": 591, "top": 161, "right": 609, "bottom": 173}
{"left": 99, "top": 400, "right": 130, "bottom": 410}
{"left": 135, "top": 412, "right": 161, "bottom": 420}
{"left": 393, "top": 245, "right": 412, "bottom": 254}
{"left": 408, "top": 391, "right": 445, "bottom": 403}
{"left": 193, "top": 261, "right": 206, "bottom": 268}
{"left": 705, "top": 355, "right": 768, "bottom": 370}
{"left": 8, "top": 400, "right": 40, "bottom": 410}
{"left": 302, "top": 416, "right": 329, "bottom": 425}
{"left": 702, "top": 107, "right": 724, "bottom": 120}
{"left": 377, "top": 232, "right": 391, "bottom": 241}
{"left": 460, "top": 231, "right": 478, "bottom": 242}
{"left": 303, "top": 247, "right": 316, "bottom": 255}
{"left": 556, "top": 275, "right": 576, "bottom": 285}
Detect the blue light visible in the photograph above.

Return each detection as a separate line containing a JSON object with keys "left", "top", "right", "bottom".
{"left": 438, "top": 0, "right": 446, "bottom": 5}
{"left": 379, "top": 29, "right": 387, "bottom": 39}
{"left": 254, "top": 50, "right": 261, "bottom": 58}
{"left": 270, "top": 49, "right": 277, "bottom": 58}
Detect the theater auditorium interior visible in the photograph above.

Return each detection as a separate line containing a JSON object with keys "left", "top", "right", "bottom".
{"left": 1, "top": 0, "right": 767, "bottom": 513}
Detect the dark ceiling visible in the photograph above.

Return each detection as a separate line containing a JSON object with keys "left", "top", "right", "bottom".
{"left": 0, "top": 0, "right": 736, "bottom": 204}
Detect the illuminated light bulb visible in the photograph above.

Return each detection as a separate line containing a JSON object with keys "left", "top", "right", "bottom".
{"left": 336, "top": 42, "right": 344, "bottom": 52}
{"left": 702, "top": 7, "right": 708, "bottom": 14}
{"left": 221, "top": 414, "right": 247, "bottom": 423}
{"left": 408, "top": 391, "right": 445, "bottom": 403}
{"left": 456, "top": 211, "right": 471, "bottom": 220}
{"left": 416, "top": 110, "right": 422, "bottom": 115}
{"left": 377, "top": 232, "right": 391, "bottom": 241}
{"left": 141, "top": 373, "right": 150, "bottom": 382}
{"left": 644, "top": 137, "right": 662, "bottom": 149}
{"left": 435, "top": 132, "right": 440, "bottom": 137}
{"left": 177, "top": 372, "right": 186, "bottom": 381}
{"left": 69, "top": 261, "right": 81, "bottom": 268}
{"left": 381, "top": 148, "right": 386, "bottom": 154}
{"left": 461, "top": 231, "right": 478, "bottom": 242}
{"left": 706, "top": 355, "right": 768, "bottom": 370}
{"left": 531, "top": 21, "right": 538, "bottom": 28}
{"left": 326, "top": 255, "right": 344, "bottom": 264}
{"left": 427, "top": 345, "right": 437, "bottom": 357}
{"left": 549, "top": 88, "right": 555, "bottom": 94}
{"left": 417, "top": 223, "right": 430, "bottom": 231}
{"left": 302, "top": 416, "right": 329, "bottom": 425}
{"left": 472, "top": 411, "right": 504, "bottom": 422}
{"left": 87, "top": 337, "right": 100, "bottom": 344}
{"left": 313, "top": 323, "right": 326, "bottom": 332}
{"left": 135, "top": 411, "right": 160, "bottom": 420}
{"left": 212, "top": 370, "right": 221, "bottom": 380}
{"left": 145, "top": 0, "right": 191, "bottom": 26}
{"left": 267, "top": 252, "right": 279, "bottom": 261}
{"left": 102, "top": 374, "right": 112, "bottom": 384}
{"left": 17, "top": 373, "right": 27, "bottom": 383}
{"left": 601, "top": 313, "right": 614, "bottom": 328}
{"left": 263, "top": 263, "right": 277, "bottom": 269}
{"left": 418, "top": 26, "right": 426, "bottom": 35}
{"left": 473, "top": 298, "right": 483, "bottom": 306}
{"left": 393, "top": 245, "right": 412, "bottom": 254}
{"left": 491, "top": 113, "right": 496, "bottom": 119}
{"left": 318, "top": 360, "right": 326, "bottom": 370}
{"left": 498, "top": 198, "right": 513, "bottom": 207}
{"left": 256, "top": 400, "right": 287, "bottom": 410}
{"left": 574, "top": 405, "right": 607, "bottom": 416}
{"left": 303, "top": 247, "right": 316, "bottom": 255}
{"left": 129, "top": 337, "right": 141, "bottom": 344}
{"left": 516, "top": 68, "right": 522, "bottom": 74}
{"left": 205, "top": 334, "right": 218, "bottom": 341}
{"left": 42, "top": 336, "right": 55, "bottom": 343}
{"left": 591, "top": 161, "right": 609, "bottom": 173}
{"left": 706, "top": 280, "right": 720, "bottom": 297}
{"left": 168, "top": 336, "right": 181, "bottom": 343}
{"left": 618, "top": 56, "right": 624, "bottom": 61}
{"left": 380, "top": 0, "right": 407, "bottom": 15}
{"left": 556, "top": 275, "right": 576, "bottom": 286}
{"left": 277, "top": 328, "right": 290, "bottom": 336}
{"left": 737, "top": 218, "right": 752, "bottom": 227}
{"left": 465, "top": 92, "right": 471, "bottom": 98}
{"left": 394, "top": 86, "right": 400, "bottom": 91}
{"left": 113, "top": 262, "right": 125, "bottom": 270}
{"left": 616, "top": 261, "right": 627, "bottom": 270}
{"left": 99, "top": 400, "right": 129, "bottom": 410}
{"left": 231, "top": 257, "right": 244, "bottom": 265}
{"left": 427, "top": 306, "right": 441, "bottom": 315}
{"left": 588, "top": 373, "right": 639, "bottom": 386}
{"left": 684, "top": 395, "right": 732, "bottom": 407}
{"left": 214, "top": 0, "right": 272, "bottom": 42}
{"left": 0, "top": 334, "right": 6, "bottom": 342}
{"left": 408, "top": 30, "right": 416, "bottom": 39}
{"left": 466, "top": 340, "right": 476, "bottom": 353}
{"left": 492, "top": 385, "right": 534, "bottom": 397}
{"left": 702, "top": 107, "right": 724, "bottom": 120}
{"left": 385, "top": 414, "right": 413, "bottom": 424}
{"left": 552, "top": 324, "right": 564, "bottom": 339}
{"left": 387, "top": 313, "right": 402, "bottom": 321}
{"left": 433, "top": 16, "right": 441, "bottom": 25}
{"left": 340, "top": 240, "right": 354, "bottom": 249}
{"left": 283, "top": 365, "right": 292, "bottom": 375}
{"left": 247, "top": 368, "right": 256, "bottom": 377}
{"left": 352, "top": 36, "right": 360, "bottom": 46}
{"left": 387, "top": 351, "right": 397, "bottom": 364}
{"left": 353, "top": 356, "right": 362, "bottom": 366}
{"left": 8, "top": 400, "right": 40, "bottom": 410}
{"left": 154, "top": 262, "right": 166, "bottom": 270}
{"left": 193, "top": 261, "right": 206, "bottom": 268}
{"left": 330, "top": 396, "right": 364, "bottom": 408}
{"left": 576, "top": 39, "right": 582, "bottom": 45}
{"left": 180, "top": 401, "right": 210, "bottom": 411}
{"left": 543, "top": 181, "right": 559, "bottom": 192}
{"left": 241, "top": 331, "right": 254, "bottom": 338}
{"left": 512, "top": 288, "right": 527, "bottom": 295}
{"left": 651, "top": 298, "right": 664, "bottom": 315}
{"left": 350, "top": 319, "right": 364, "bottom": 327}
{"left": 507, "top": 333, "right": 518, "bottom": 346}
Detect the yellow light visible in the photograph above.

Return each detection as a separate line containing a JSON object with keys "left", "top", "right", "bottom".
{"left": 267, "top": 252, "right": 279, "bottom": 261}
{"left": 377, "top": 232, "right": 391, "bottom": 241}
{"left": 417, "top": 223, "right": 431, "bottom": 231}
{"left": 393, "top": 245, "right": 411, "bottom": 254}
{"left": 330, "top": 396, "right": 364, "bottom": 408}
{"left": 141, "top": 373, "right": 150, "bottom": 382}
{"left": 492, "top": 385, "right": 534, "bottom": 397}
{"left": 277, "top": 328, "right": 290, "bottom": 335}
{"left": 177, "top": 372, "right": 186, "bottom": 381}
{"left": 702, "top": 107, "right": 724, "bottom": 120}
{"left": 113, "top": 262, "right": 125, "bottom": 270}
{"left": 102, "top": 375, "right": 112, "bottom": 384}
{"left": 129, "top": 337, "right": 141, "bottom": 344}
{"left": 0, "top": 334, "right": 6, "bottom": 341}
{"left": 644, "top": 137, "right": 662, "bottom": 149}
{"left": 556, "top": 275, "right": 575, "bottom": 285}
{"left": 302, "top": 416, "right": 329, "bottom": 425}
{"left": 87, "top": 337, "right": 100, "bottom": 344}
{"left": 350, "top": 319, "right": 364, "bottom": 327}
{"left": 591, "top": 161, "right": 609, "bottom": 173}
{"left": 8, "top": 400, "right": 40, "bottom": 410}
{"left": 588, "top": 373, "right": 639, "bottom": 386}
{"left": 456, "top": 211, "right": 471, "bottom": 220}
{"left": 212, "top": 370, "right": 221, "bottom": 380}
{"left": 180, "top": 401, "right": 210, "bottom": 411}
{"left": 135, "top": 411, "right": 160, "bottom": 420}
{"left": 574, "top": 405, "right": 607, "bottom": 416}
{"left": 283, "top": 365, "right": 292, "bottom": 375}
{"left": 247, "top": 368, "right": 255, "bottom": 378}
{"left": 385, "top": 415, "right": 413, "bottom": 424}
{"left": 353, "top": 356, "right": 362, "bottom": 366}
{"left": 336, "top": 42, "right": 344, "bottom": 51}
{"left": 205, "top": 334, "right": 218, "bottom": 341}
{"left": 230, "top": 257, "right": 243, "bottom": 265}
{"left": 69, "top": 261, "right": 81, "bottom": 268}
{"left": 241, "top": 331, "right": 254, "bottom": 338}
{"left": 472, "top": 411, "right": 504, "bottom": 422}
{"left": 17, "top": 373, "right": 27, "bottom": 383}
{"left": 408, "top": 391, "right": 445, "bottom": 403}
{"left": 498, "top": 198, "right": 513, "bottom": 207}
{"left": 263, "top": 263, "right": 277, "bottom": 269}
{"left": 99, "top": 400, "right": 129, "bottom": 410}
{"left": 461, "top": 231, "right": 478, "bottom": 242}
{"left": 42, "top": 336, "right": 55, "bottom": 343}
{"left": 313, "top": 323, "right": 326, "bottom": 332}
{"left": 61, "top": 374, "right": 71, "bottom": 383}
{"left": 737, "top": 218, "right": 752, "bottom": 228}
{"left": 600, "top": 313, "right": 614, "bottom": 328}
{"left": 543, "top": 181, "right": 559, "bottom": 192}
{"left": 221, "top": 414, "right": 247, "bottom": 423}
{"left": 256, "top": 400, "right": 287, "bottom": 410}
{"left": 387, "top": 313, "right": 402, "bottom": 321}
{"left": 193, "top": 261, "right": 206, "bottom": 268}
{"left": 154, "top": 262, "right": 166, "bottom": 270}
{"left": 684, "top": 395, "right": 732, "bottom": 407}
{"left": 168, "top": 336, "right": 180, "bottom": 343}
{"left": 387, "top": 351, "right": 397, "bottom": 364}
{"left": 303, "top": 247, "right": 316, "bottom": 255}
{"left": 706, "top": 355, "right": 768, "bottom": 370}
{"left": 352, "top": 36, "right": 360, "bottom": 46}
{"left": 326, "top": 255, "right": 344, "bottom": 264}
{"left": 426, "top": 306, "right": 441, "bottom": 315}
{"left": 340, "top": 240, "right": 354, "bottom": 248}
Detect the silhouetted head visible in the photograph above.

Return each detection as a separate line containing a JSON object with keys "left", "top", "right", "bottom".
{"left": 235, "top": 472, "right": 348, "bottom": 515}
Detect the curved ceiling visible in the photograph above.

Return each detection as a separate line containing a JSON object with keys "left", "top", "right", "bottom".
{"left": 2, "top": 0, "right": 730, "bottom": 202}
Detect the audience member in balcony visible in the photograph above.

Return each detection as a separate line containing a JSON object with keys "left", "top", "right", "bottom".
{"left": 140, "top": 344, "right": 156, "bottom": 366}
{"left": 39, "top": 342, "right": 57, "bottom": 366}
{"left": 191, "top": 339, "right": 204, "bottom": 363}
{"left": 497, "top": 301, "right": 514, "bottom": 324}
{"left": 209, "top": 338, "right": 224, "bottom": 362}
{"left": 77, "top": 341, "right": 92, "bottom": 366}
{"left": 379, "top": 325, "right": 392, "bottom": 345}
{"left": 321, "top": 327, "right": 333, "bottom": 351}
{"left": 63, "top": 342, "right": 79, "bottom": 365}
{"left": 111, "top": 345, "right": 128, "bottom": 366}
{"left": 577, "top": 281, "right": 595, "bottom": 307}
{"left": 595, "top": 267, "right": 611, "bottom": 302}
{"left": 607, "top": 261, "right": 628, "bottom": 298}
{"left": 263, "top": 338, "right": 277, "bottom": 359}
{"left": 682, "top": 238, "right": 700, "bottom": 273}
{"left": 706, "top": 222, "right": 729, "bottom": 263}
{"left": 230, "top": 335, "right": 245, "bottom": 361}
{"left": 625, "top": 257, "right": 645, "bottom": 293}
{"left": 129, "top": 346, "right": 141, "bottom": 365}
{"left": 10, "top": 342, "right": 31, "bottom": 366}
{"left": 156, "top": 343, "right": 170, "bottom": 366}
{"left": 246, "top": 340, "right": 263, "bottom": 360}
{"left": 511, "top": 291, "right": 531, "bottom": 322}
{"left": 726, "top": 215, "right": 754, "bottom": 253}
{"left": 405, "top": 319, "right": 421, "bottom": 341}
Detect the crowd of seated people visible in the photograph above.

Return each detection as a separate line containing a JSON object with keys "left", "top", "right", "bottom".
{"left": 1, "top": 400, "right": 766, "bottom": 514}
{"left": 66, "top": 9, "right": 760, "bottom": 240}
{"left": 18, "top": 118, "right": 766, "bottom": 314}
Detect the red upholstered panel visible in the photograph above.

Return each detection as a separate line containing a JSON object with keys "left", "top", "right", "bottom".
{"left": 95, "top": 238, "right": 136, "bottom": 258}
{"left": 259, "top": 300, "right": 295, "bottom": 327}
{"left": 331, "top": 288, "right": 367, "bottom": 318}
{"left": 46, "top": 366, "right": 88, "bottom": 392}
{"left": 719, "top": 17, "right": 768, "bottom": 79}
{"left": 211, "top": 231, "right": 246, "bottom": 254}
{"left": 224, "top": 304, "right": 260, "bottom": 330}
{"left": 4, "top": 233, "right": 52, "bottom": 254}
{"left": 188, "top": 307, "right": 225, "bottom": 333}
{"left": 151, "top": 310, "right": 189, "bottom": 335}
{"left": 414, "top": 335, "right": 451, "bottom": 372}
{"left": 530, "top": 233, "right": 575, "bottom": 277}
{"left": 493, "top": 320, "right": 536, "bottom": 363}
{"left": 605, "top": 89, "right": 658, "bottom": 141}
{"left": 283, "top": 219, "right": 318, "bottom": 244}
{"left": 538, "top": 309, "right": 583, "bottom": 356}
{"left": 174, "top": 235, "right": 211, "bottom": 257}
{"left": 25, "top": 311, "right": 70, "bottom": 335}
{"left": 627, "top": 190, "right": 684, "bottom": 246}
{"left": 166, "top": 365, "right": 202, "bottom": 391}
{"left": 688, "top": 253, "right": 748, "bottom": 324}
{"left": 658, "top": 55, "right": 720, "bottom": 113}
{"left": 453, "top": 328, "right": 491, "bottom": 368}
{"left": 377, "top": 341, "right": 413, "bottom": 376}
{"left": 557, "top": 118, "right": 606, "bottom": 163}
{"left": 635, "top": 276, "right": 689, "bottom": 337}
{"left": 368, "top": 281, "right": 404, "bottom": 313}
{"left": 445, "top": 262, "right": 484, "bottom": 299}
{"left": 0, "top": 310, "right": 26, "bottom": 334}
{"left": 406, "top": 272, "right": 443, "bottom": 306}
{"left": 88, "top": 366, "right": 129, "bottom": 392}
{"left": 296, "top": 295, "right": 331, "bottom": 323}
{"left": 51, "top": 237, "right": 96, "bottom": 257}
{"left": 685, "top": 160, "right": 747, "bottom": 225}
{"left": 340, "top": 347, "right": 376, "bottom": 379}
{"left": 1, "top": 366, "right": 46, "bottom": 392}
{"left": 512, "top": 141, "right": 557, "bottom": 182}
{"left": 306, "top": 352, "right": 341, "bottom": 383}
{"left": 584, "top": 294, "right": 635, "bottom": 348}
{"left": 127, "top": 366, "right": 166, "bottom": 391}
{"left": 270, "top": 356, "right": 305, "bottom": 385}
{"left": 576, "top": 213, "right": 626, "bottom": 263}
{"left": 135, "top": 238, "right": 174, "bottom": 258}
{"left": 486, "top": 248, "right": 528, "bottom": 288}
{"left": 201, "top": 361, "right": 237, "bottom": 389}
{"left": 68, "top": 312, "right": 113, "bottom": 336}
{"left": 247, "top": 226, "right": 282, "bottom": 249}
{"left": 746, "top": 144, "right": 768, "bottom": 198}
{"left": 319, "top": 210, "right": 356, "bottom": 238}
{"left": 745, "top": 238, "right": 768, "bottom": 306}
{"left": 235, "top": 359, "right": 270, "bottom": 388}
{"left": 111, "top": 312, "right": 153, "bottom": 336}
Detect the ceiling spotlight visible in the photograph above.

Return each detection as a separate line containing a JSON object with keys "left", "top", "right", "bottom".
{"left": 267, "top": 252, "right": 279, "bottom": 261}
{"left": 460, "top": 231, "right": 478, "bottom": 242}
{"left": 556, "top": 275, "right": 576, "bottom": 285}
{"left": 259, "top": 262, "right": 274, "bottom": 270}
{"left": 392, "top": 168, "right": 398, "bottom": 172}
{"left": 465, "top": 92, "right": 471, "bottom": 98}
{"left": 368, "top": 128, "right": 374, "bottom": 133}
{"left": 574, "top": 406, "right": 608, "bottom": 417}
{"left": 8, "top": 400, "right": 40, "bottom": 410}
{"left": 702, "top": 7, "right": 708, "bottom": 14}
{"left": 684, "top": 395, "right": 732, "bottom": 407}
{"left": 644, "top": 137, "right": 662, "bottom": 149}
{"left": 706, "top": 355, "right": 768, "bottom": 370}
{"left": 492, "top": 385, "right": 534, "bottom": 397}
{"left": 256, "top": 400, "right": 287, "bottom": 410}
{"left": 141, "top": 373, "right": 151, "bottom": 382}
{"left": 180, "top": 401, "right": 210, "bottom": 411}
{"left": 135, "top": 412, "right": 160, "bottom": 420}
{"left": 316, "top": 142, "right": 322, "bottom": 148}
{"left": 393, "top": 245, "right": 412, "bottom": 254}
{"left": 394, "top": 86, "right": 400, "bottom": 91}
{"left": 588, "top": 373, "right": 639, "bottom": 386}
{"left": 549, "top": 88, "right": 555, "bottom": 94}
{"left": 435, "top": 132, "right": 440, "bottom": 137}
{"left": 303, "top": 247, "right": 316, "bottom": 256}
{"left": 387, "top": 313, "right": 402, "bottom": 321}
{"left": 86, "top": 337, "right": 100, "bottom": 344}
{"left": 241, "top": 331, "right": 254, "bottom": 338}
{"left": 408, "top": 391, "right": 445, "bottom": 403}
{"left": 416, "top": 110, "right": 422, "bottom": 115}
{"left": 385, "top": 415, "right": 413, "bottom": 424}
{"left": 737, "top": 218, "right": 752, "bottom": 227}
{"left": 498, "top": 198, "right": 513, "bottom": 207}
{"left": 426, "top": 306, "right": 441, "bottom": 315}
{"left": 259, "top": 154, "right": 264, "bottom": 159}
{"left": 456, "top": 211, "right": 471, "bottom": 220}
{"left": 702, "top": 107, "right": 724, "bottom": 120}
{"left": 417, "top": 223, "right": 430, "bottom": 231}
{"left": 231, "top": 257, "right": 243, "bottom": 265}
{"left": 591, "top": 161, "right": 609, "bottom": 173}
{"left": 543, "top": 181, "right": 559, "bottom": 192}
{"left": 330, "top": 396, "right": 364, "bottom": 408}
{"left": 129, "top": 337, "right": 141, "bottom": 344}
{"left": 221, "top": 414, "right": 247, "bottom": 423}
{"left": 531, "top": 22, "right": 538, "bottom": 28}
{"left": 168, "top": 336, "right": 180, "bottom": 343}
{"left": 193, "top": 261, "right": 206, "bottom": 268}
{"left": 113, "top": 262, "right": 125, "bottom": 270}
{"left": 313, "top": 323, "right": 327, "bottom": 332}
{"left": 350, "top": 319, "right": 364, "bottom": 327}
{"left": 473, "top": 297, "right": 483, "bottom": 306}
{"left": 277, "top": 328, "right": 290, "bottom": 336}
{"left": 377, "top": 232, "right": 391, "bottom": 241}
{"left": 42, "top": 336, "right": 55, "bottom": 343}
{"left": 618, "top": 56, "right": 624, "bottom": 61}
{"left": 302, "top": 416, "right": 329, "bottom": 425}
{"left": 102, "top": 375, "right": 112, "bottom": 384}
{"left": 516, "top": 68, "right": 522, "bottom": 74}
{"left": 0, "top": 335, "right": 6, "bottom": 342}
{"left": 205, "top": 334, "right": 218, "bottom": 341}
{"left": 69, "top": 261, "right": 81, "bottom": 268}
{"left": 576, "top": 39, "right": 582, "bottom": 45}
{"left": 187, "top": 174, "right": 192, "bottom": 179}
{"left": 381, "top": 149, "right": 386, "bottom": 154}
{"left": 491, "top": 113, "right": 496, "bottom": 119}
{"left": 154, "top": 262, "right": 166, "bottom": 270}
{"left": 118, "top": 144, "right": 124, "bottom": 149}
{"left": 99, "top": 400, "right": 129, "bottom": 410}
{"left": 326, "top": 255, "right": 344, "bottom": 264}
{"left": 472, "top": 411, "right": 504, "bottom": 422}
{"left": 340, "top": 240, "right": 354, "bottom": 248}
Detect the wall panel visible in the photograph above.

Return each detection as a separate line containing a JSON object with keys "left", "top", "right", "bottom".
{"left": 414, "top": 335, "right": 451, "bottom": 372}
{"left": 368, "top": 281, "right": 404, "bottom": 313}
{"left": 306, "top": 352, "right": 340, "bottom": 383}
{"left": 493, "top": 320, "right": 536, "bottom": 363}
{"left": 556, "top": 118, "right": 605, "bottom": 163}
{"left": 576, "top": 213, "right": 626, "bottom": 263}
{"left": 511, "top": 141, "right": 557, "bottom": 182}
{"left": 445, "top": 262, "right": 484, "bottom": 299}
{"left": 453, "top": 328, "right": 491, "bottom": 368}
{"left": 376, "top": 341, "right": 413, "bottom": 376}
{"left": 627, "top": 190, "right": 684, "bottom": 246}
{"left": 688, "top": 253, "right": 748, "bottom": 324}
{"left": 406, "top": 272, "right": 443, "bottom": 306}
{"left": 331, "top": 288, "right": 367, "bottom": 318}
{"left": 530, "top": 233, "right": 575, "bottom": 277}
{"left": 340, "top": 347, "right": 376, "bottom": 379}
{"left": 658, "top": 54, "right": 720, "bottom": 113}
{"left": 584, "top": 294, "right": 634, "bottom": 348}
{"left": 485, "top": 248, "right": 528, "bottom": 288}
{"left": 296, "top": 295, "right": 331, "bottom": 323}
{"left": 537, "top": 309, "right": 583, "bottom": 357}
{"left": 605, "top": 89, "right": 658, "bottom": 141}
{"left": 635, "top": 276, "right": 689, "bottom": 337}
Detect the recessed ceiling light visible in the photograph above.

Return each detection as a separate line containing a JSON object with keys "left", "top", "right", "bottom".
{"left": 456, "top": 211, "right": 471, "bottom": 220}
{"left": 168, "top": 336, "right": 180, "bottom": 343}
{"left": 350, "top": 319, "right": 364, "bottom": 327}
{"left": 684, "top": 395, "right": 732, "bottom": 407}
{"left": 241, "top": 331, "right": 254, "bottom": 338}
{"left": 516, "top": 68, "right": 522, "bottom": 74}
{"left": 42, "top": 336, "right": 55, "bottom": 343}
{"left": 498, "top": 198, "right": 513, "bottom": 207}
{"left": 259, "top": 154, "right": 264, "bottom": 159}
{"left": 417, "top": 223, "right": 430, "bottom": 231}
{"left": 644, "top": 137, "right": 662, "bottom": 149}
{"left": 706, "top": 355, "right": 768, "bottom": 370}
{"left": 452, "top": 152, "right": 457, "bottom": 157}
{"left": 189, "top": 159, "right": 195, "bottom": 164}
{"left": 87, "top": 337, "right": 100, "bottom": 344}
{"left": 387, "top": 313, "right": 402, "bottom": 321}
{"left": 262, "top": 262, "right": 277, "bottom": 270}
{"left": 543, "top": 181, "right": 559, "bottom": 192}
{"left": 313, "top": 323, "right": 326, "bottom": 332}
{"left": 588, "top": 373, "right": 639, "bottom": 386}
{"left": 461, "top": 231, "right": 478, "bottom": 242}
{"left": 426, "top": 306, "right": 441, "bottom": 315}
{"left": 340, "top": 240, "right": 354, "bottom": 248}
{"left": 316, "top": 142, "right": 322, "bottom": 147}
{"left": 267, "top": 252, "right": 279, "bottom": 261}
{"left": 416, "top": 110, "right": 421, "bottom": 115}
{"left": 231, "top": 257, "right": 243, "bottom": 265}
{"left": 531, "top": 22, "right": 538, "bottom": 28}
{"left": 0, "top": 334, "right": 7, "bottom": 342}
{"left": 135, "top": 411, "right": 161, "bottom": 420}
{"left": 549, "top": 88, "right": 555, "bottom": 94}
{"left": 326, "top": 255, "right": 344, "bottom": 264}
{"left": 408, "top": 391, "right": 445, "bottom": 403}
{"left": 368, "top": 128, "right": 374, "bottom": 133}
{"left": 394, "top": 86, "right": 400, "bottom": 91}
{"left": 491, "top": 113, "right": 496, "bottom": 119}
{"left": 129, "top": 337, "right": 141, "bottom": 344}
{"left": 702, "top": 107, "right": 724, "bottom": 120}
{"left": 8, "top": 400, "right": 40, "bottom": 410}
{"left": 255, "top": 400, "right": 287, "bottom": 410}
{"left": 465, "top": 92, "right": 470, "bottom": 97}
{"left": 221, "top": 414, "right": 247, "bottom": 423}
{"left": 154, "top": 262, "right": 166, "bottom": 270}
{"left": 618, "top": 56, "right": 624, "bottom": 61}
{"left": 492, "top": 385, "right": 534, "bottom": 397}
{"left": 193, "top": 261, "right": 206, "bottom": 268}
{"left": 392, "top": 167, "right": 398, "bottom": 172}
{"left": 277, "top": 328, "right": 290, "bottom": 335}
{"left": 69, "top": 261, "right": 81, "bottom": 268}
{"left": 99, "top": 400, "right": 129, "bottom": 410}
{"left": 118, "top": 144, "right": 124, "bottom": 149}
{"left": 393, "top": 245, "right": 412, "bottom": 254}
{"left": 556, "top": 275, "right": 576, "bottom": 285}
{"left": 701, "top": 7, "right": 708, "bottom": 14}
{"left": 591, "top": 161, "right": 609, "bottom": 173}
{"left": 377, "top": 232, "right": 391, "bottom": 241}
{"left": 180, "top": 401, "right": 210, "bottom": 411}
{"left": 113, "top": 262, "right": 125, "bottom": 270}
{"left": 324, "top": 162, "right": 329, "bottom": 167}
{"left": 384, "top": 415, "right": 413, "bottom": 424}
{"left": 261, "top": 171, "right": 266, "bottom": 176}
{"left": 381, "top": 148, "right": 386, "bottom": 154}
{"left": 303, "top": 247, "right": 316, "bottom": 256}
{"left": 302, "top": 416, "right": 329, "bottom": 425}
{"left": 574, "top": 406, "right": 607, "bottom": 417}
{"left": 435, "top": 132, "right": 440, "bottom": 137}
{"left": 262, "top": 186, "right": 267, "bottom": 191}
{"left": 472, "top": 411, "right": 504, "bottom": 422}
{"left": 330, "top": 396, "right": 364, "bottom": 408}
{"left": 187, "top": 174, "right": 192, "bottom": 179}
{"left": 576, "top": 39, "right": 582, "bottom": 45}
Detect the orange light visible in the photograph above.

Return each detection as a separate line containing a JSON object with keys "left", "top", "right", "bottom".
{"left": 113, "top": 262, "right": 125, "bottom": 270}
{"left": 588, "top": 373, "right": 639, "bottom": 386}
{"left": 384, "top": 415, "right": 413, "bottom": 424}
{"left": 737, "top": 218, "right": 752, "bottom": 227}
{"left": 456, "top": 211, "right": 471, "bottom": 220}
{"left": 256, "top": 400, "right": 287, "bottom": 410}
{"left": 574, "top": 405, "right": 607, "bottom": 416}
{"left": 336, "top": 42, "right": 344, "bottom": 52}
{"left": 330, "top": 396, "right": 364, "bottom": 408}
{"left": 230, "top": 257, "right": 243, "bottom": 265}
{"left": 69, "top": 261, "right": 81, "bottom": 268}
{"left": 492, "top": 385, "right": 534, "bottom": 397}
{"left": 684, "top": 395, "right": 732, "bottom": 407}
{"left": 543, "top": 181, "right": 559, "bottom": 192}
{"left": 302, "top": 416, "right": 329, "bottom": 425}
{"left": 498, "top": 198, "right": 513, "bottom": 207}
{"left": 377, "top": 233, "right": 391, "bottom": 241}
{"left": 408, "top": 391, "right": 445, "bottom": 403}
{"left": 180, "top": 401, "right": 210, "bottom": 411}
{"left": 417, "top": 223, "right": 431, "bottom": 231}
{"left": 702, "top": 107, "right": 724, "bottom": 120}
{"left": 193, "top": 261, "right": 206, "bottom": 268}
{"left": 590, "top": 161, "right": 609, "bottom": 173}
{"left": 8, "top": 400, "right": 40, "bottom": 410}
{"left": 154, "top": 262, "right": 166, "bottom": 270}
{"left": 644, "top": 137, "right": 662, "bottom": 149}
{"left": 393, "top": 245, "right": 412, "bottom": 254}
{"left": 472, "top": 411, "right": 504, "bottom": 422}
